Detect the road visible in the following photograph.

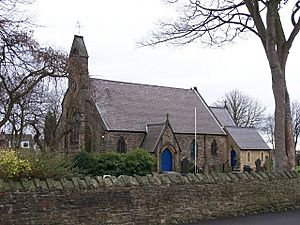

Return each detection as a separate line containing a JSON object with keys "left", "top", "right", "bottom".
{"left": 183, "top": 210, "right": 300, "bottom": 225}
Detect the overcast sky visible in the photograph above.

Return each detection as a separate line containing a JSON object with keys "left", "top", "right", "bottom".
{"left": 31, "top": 0, "right": 300, "bottom": 113}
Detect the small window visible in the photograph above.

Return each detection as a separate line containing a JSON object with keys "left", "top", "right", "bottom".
{"left": 21, "top": 141, "right": 30, "bottom": 148}
{"left": 211, "top": 139, "right": 218, "bottom": 156}
{"left": 117, "top": 136, "right": 127, "bottom": 153}
{"left": 190, "top": 139, "right": 197, "bottom": 160}
{"left": 247, "top": 152, "right": 251, "bottom": 163}
{"left": 261, "top": 152, "right": 264, "bottom": 162}
{"left": 71, "top": 113, "right": 80, "bottom": 143}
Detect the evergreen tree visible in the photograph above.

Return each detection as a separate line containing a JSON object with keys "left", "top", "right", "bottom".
{"left": 44, "top": 111, "right": 57, "bottom": 149}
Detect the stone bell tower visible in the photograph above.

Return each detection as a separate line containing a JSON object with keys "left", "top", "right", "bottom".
{"left": 55, "top": 35, "right": 92, "bottom": 154}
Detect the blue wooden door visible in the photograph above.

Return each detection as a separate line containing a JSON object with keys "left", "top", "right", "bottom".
{"left": 161, "top": 148, "right": 173, "bottom": 172}
{"left": 230, "top": 149, "right": 237, "bottom": 168}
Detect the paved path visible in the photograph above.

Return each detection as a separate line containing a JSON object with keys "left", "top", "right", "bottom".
{"left": 183, "top": 210, "right": 300, "bottom": 225}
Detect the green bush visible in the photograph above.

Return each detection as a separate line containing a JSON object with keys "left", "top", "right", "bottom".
{"left": 23, "top": 152, "right": 78, "bottom": 180}
{"left": 124, "top": 148, "right": 156, "bottom": 176}
{"left": 73, "top": 150, "right": 98, "bottom": 175}
{"left": 73, "top": 149, "right": 156, "bottom": 177}
{"left": 0, "top": 149, "right": 32, "bottom": 180}
{"left": 95, "top": 152, "right": 126, "bottom": 176}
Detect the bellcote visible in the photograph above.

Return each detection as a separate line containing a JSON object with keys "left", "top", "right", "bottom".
{"left": 68, "top": 35, "right": 89, "bottom": 90}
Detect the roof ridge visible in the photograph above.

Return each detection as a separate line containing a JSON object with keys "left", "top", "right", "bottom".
{"left": 209, "top": 106, "right": 226, "bottom": 109}
{"left": 90, "top": 77, "right": 194, "bottom": 91}
{"left": 226, "top": 126, "right": 257, "bottom": 129}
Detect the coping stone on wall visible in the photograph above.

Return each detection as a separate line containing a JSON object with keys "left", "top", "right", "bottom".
{"left": 227, "top": 173, "right": 239, "bottom": 182}
{"left": 179, "top": 174, "right": 190, "bottom": 184}
{"left": 195, "top": 173, "right": 207, "bottom": 183}
{"left": 33, "top": 178, "right": 48, "bottom": 192}
{"left": 46, "top": 178, "right": 63, "bottom": 192}
{"left": 103, "top": 177, "right": 113, "bottom": 187}
{"left": 158, "top": 174, "right": 172, "bottom": 185}
{"left": 249, "top": 172, "right": 264, "bottom": 180}
{"left": 61, "top": 178, "right": 76, "bottom": 191}
{"left": 210, "top": 172, "right": 220, "bottom": 182}
{"left": 77, "top": 177, "right": 88, "bottom": 190}
{"left": 146, "top": 174, "right": 161, "bottom": 185}
{"left": 8, "top": 180, "right": 23, "bottom": 192}
{"left": 20, "top": 178, "right": 36, "bottom": 192}
{"left": 118, "top": 175, "right": 139, "bottom": 187}
{"left": 134, "top": 175, "right": 150, "bottom": 186}
{"left": 85, "top": 176, "right": 99, "bottom": 189}
{"left": 284, "top": 171, "right": 295, "bottom": 179}
{"left": 95, "top": 176, "right": 105, "bottom": 187}
{"left": 167, "top": 173, "right": 184, "bottom": 185}
{"left": 71, "top": 177, "right": 80, "bottom": 190}
{"left": 114, "top": 176, "right": 126, "bottom": 187}
{"left": 291, "top": 171, "right": 299, "bottom": 178}
{"left": 205, "top": 174, "right": 216, "bottom": 183}
{"left": 217, "top": 173, "right": 232, "bottom": 182}
{"left": 258, "top": 172, "right": 270, "bottom": 180}
{"left": 264, "top": 172, "right": 276, "bottom": 180}
{"left": 235, "top": 172, "right": 249, "bottom": 181}
{"left": 186, "top": 174, "right": 199, "bottom": 184}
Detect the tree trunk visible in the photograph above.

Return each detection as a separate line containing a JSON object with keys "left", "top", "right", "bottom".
{"left": 285, "top": 90, "right": 296, "bottom": 170}
{"left": 272, "top": 67, "right": 289, "bottom": 171}
{"left": 269, "top": 59, "right": 295, "bottom": 171}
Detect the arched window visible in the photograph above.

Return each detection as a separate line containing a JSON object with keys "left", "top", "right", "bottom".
{"left": 211, "top": 139, "right": 218, "bottom": 156}
{"left": 190, "top": 139, "right": 197, "bottom": 160}
{"left": 71, "top": 113, "right": 80, "bottom": 143}
{"left": 117, "top": 136, "right": 127, "bottom": 153}
{"left": 247, "top": 152, "right": 251, "bottom": 163}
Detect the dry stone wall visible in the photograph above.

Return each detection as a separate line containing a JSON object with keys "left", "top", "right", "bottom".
{"left": 0, "top": 171, "right": 300, "bottom": 225}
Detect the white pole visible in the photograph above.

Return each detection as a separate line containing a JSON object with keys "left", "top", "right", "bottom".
{"left": 194, "top": 107, "right": 197, "bottom": 173}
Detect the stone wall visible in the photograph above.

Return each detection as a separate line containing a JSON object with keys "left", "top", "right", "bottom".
{"left": 1, "top": 171, "right": 300, "bottom": 225}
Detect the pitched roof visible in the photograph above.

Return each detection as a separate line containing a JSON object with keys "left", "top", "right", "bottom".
{"left": 210, "top": 107, "right": 236, "bottom": 127}
{"left": 141, "top": 123, "right": 165, "bottom": 152}
{"left": 70, "top": 35, "right": 88, "bottom": 58}
{"left": 225, "top": 126, "right": 270, "bottom": 151}
{"left": 91, "top": 79, "right": 225, "bottom": 135}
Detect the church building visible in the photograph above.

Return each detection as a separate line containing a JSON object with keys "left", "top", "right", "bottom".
{"left": 55, "top": 35, "right": 270, "bottom": 173}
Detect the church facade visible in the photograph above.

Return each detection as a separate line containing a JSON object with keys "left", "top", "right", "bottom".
{"left": 55, "top": 35, "right": 270, "bottom": 173}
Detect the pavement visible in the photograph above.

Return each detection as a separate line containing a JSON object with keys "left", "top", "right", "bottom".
{"left": 182, "top": 210, "right": 300, "bottom": 225}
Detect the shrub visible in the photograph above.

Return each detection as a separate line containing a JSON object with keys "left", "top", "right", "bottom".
{"left": 0, "top": 149, "right": 32, "bottom": 180}
{"left": 73, "top": 149, "right": 156, "bottom": 177}
{"left": 73, "top": 150, "right": 98, "bottom": 175}
{"left": 95, "top": 152, "right": 126, "bottom": 176}
{"left": 23, "top": 151, "right": 78, "bottom": 180}
{"left": 124, "top": 148, "right": 156, "bottom": 176}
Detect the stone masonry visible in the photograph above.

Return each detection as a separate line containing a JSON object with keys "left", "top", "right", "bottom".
{"left": 0, "top": 171, "right": 300, "bottom": 225}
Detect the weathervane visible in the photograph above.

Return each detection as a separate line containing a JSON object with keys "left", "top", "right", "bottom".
{"left": 76, "top": 21, "right": 83, "bottom": 35}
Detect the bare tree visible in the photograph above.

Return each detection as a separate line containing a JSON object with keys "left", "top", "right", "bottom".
{"left": 214, "top": 89, "right": 266, "bottom": 128}
{"left": 291, "top": 101, "right": 300, "bottom": 149}
{"left": 141, "top": 0, "right": 300, "bottom": 171}
{"left": 0, "top": 0, "right": 68, "bottom": 129}
{"left": 261, "top": 100, "right": 300, "bottom": 151}
{"left": 261, "top": 114, "right": 275, "bottom": 150}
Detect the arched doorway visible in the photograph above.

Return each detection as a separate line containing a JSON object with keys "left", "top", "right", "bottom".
{"left": 230, "top": 148, "right": 237, "bottom": 170}
{"left": 161, "top": 148, "right": 173, "bottom": 172}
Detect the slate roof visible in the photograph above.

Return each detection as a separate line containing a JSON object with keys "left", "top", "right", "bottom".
{"left": 141, "top": 124, "right": 165, "bottom": 152}
{"left": 225, "top": 126, "right": 271, "bottom": 151}
{"left": 70, "top": 35, "right": 88, "bottom": 57}
{"left": 91, "top": 79, "right": 225, "bottom": 135}
{"left": 209, "top": 107, "right": 236, "bottom": 127}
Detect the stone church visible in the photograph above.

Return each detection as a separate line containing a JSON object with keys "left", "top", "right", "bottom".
{"left": 55, "top": 35, "right": 270, "bottom": 173}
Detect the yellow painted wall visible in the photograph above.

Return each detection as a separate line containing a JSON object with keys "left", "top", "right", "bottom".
{"left": 240, "top": 150, "right": 270, "bottom": 170}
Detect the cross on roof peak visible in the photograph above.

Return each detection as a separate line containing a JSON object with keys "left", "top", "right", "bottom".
{"left": 76, "top": 21, "right": 83, "bottom": 35}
